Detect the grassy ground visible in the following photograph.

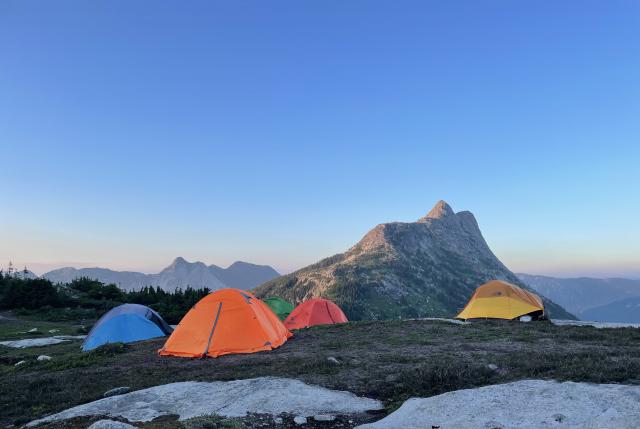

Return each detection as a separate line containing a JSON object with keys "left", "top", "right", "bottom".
{"left": 1, "top": 314, "right": 640, "bottom": 428}
{"left": 0, "top": 313, "right": 86, "bottom": 340}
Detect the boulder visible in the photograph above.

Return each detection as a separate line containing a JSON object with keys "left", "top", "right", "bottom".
{"left": 26, "top": 377, "right": 383, "bottom": 427}
{"left": 104, "top": 387, "right": 131, "bottom": 398}
{"left": 314, "top": 414, "right": 336, "bottom": 422}
{"left": 356, "top": 380, "right": 640, "bottom": 429}
{"left": 87, "top": 420, "right": 137, "bottom": 429}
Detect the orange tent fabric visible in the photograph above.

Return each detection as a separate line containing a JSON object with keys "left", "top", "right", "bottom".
{"left": 159, "top": 289, "right": 292, "bottom": 358}
{"left": 284, "top": 298, "right": 348, "bottom": 330}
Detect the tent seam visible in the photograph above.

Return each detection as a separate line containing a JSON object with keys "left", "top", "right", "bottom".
{"left": 203, "top": 302, "right": 223, "bottom": 358}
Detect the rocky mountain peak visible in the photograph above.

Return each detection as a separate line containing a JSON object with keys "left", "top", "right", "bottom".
{"left": 254, "top": 200, "right": 575, "bottom": 321}
{"left": 171, "top": 256, "right": 188, "bottom": 266}
{"left": 161, "top": 257, "right": 190, "bottom": 273}
{"left": 421, "top": 200, "right": 454, "bottom": 221}
{"left": 228, "top": 261, "right": 252, "bottom": 269}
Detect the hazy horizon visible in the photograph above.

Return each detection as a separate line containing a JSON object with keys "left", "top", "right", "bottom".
{"left": 4, "top": 204, "right": 640, "bottom": 280}
{"left": 2, "top": 2, "right": 639, "bottom": 280}
{"left": 4, "top": 256, "right": 640, "bottom": 281}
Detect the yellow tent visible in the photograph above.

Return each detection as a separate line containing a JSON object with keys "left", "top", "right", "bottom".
{"left": 456, "top": 280, "right": 544, "bottom": 320}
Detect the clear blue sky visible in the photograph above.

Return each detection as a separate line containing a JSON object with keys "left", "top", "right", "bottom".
{"left": 1, "top": 1, "right": 639, "bottom": 277}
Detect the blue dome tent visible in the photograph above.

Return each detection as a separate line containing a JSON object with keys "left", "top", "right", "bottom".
{"left": 82, "top": 304, "right": 173, "bottom": 351}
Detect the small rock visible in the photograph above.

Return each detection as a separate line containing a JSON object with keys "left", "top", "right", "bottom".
{"left": 385, "top": 374, "right": 399, "bottom": 382}
{"left": 487, "top": 363, "right": 499, "bottom": 371}
{"left": 293, "top": 416, "right": 307, "bottom": 425}
{"left": 36, "top": 355, "right": 51, "bottom": 361}
{"left": 327, "top": 357, "right": 340, "bottom": 364}
{"left": 552, "top": 413, "right": 567, "bottom": 423}
{"left": 103, "top": 387, "right": 131, "bottom": 397}
{"left": 87, "top": 420, "right": 137, "bottom": 429}
{"left": 14, "top": 360, "right": 26, "bottom": 367}
{"left": 314, "top": 414, "right": 336, "bottom": 422}
{"left": 28, "top": 328, "right": 38, "bottom": 333}
{"left": 48, "top": 329, "right": 60, "bottom": 333}
{"left": 274, "top": 417, "right": 283, "bottom": 424}
{"left": 519, "top": 315, "right": 532, "bottom": 322}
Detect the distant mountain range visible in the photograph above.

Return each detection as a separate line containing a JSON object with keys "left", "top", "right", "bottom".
{"left": 255, "top": 201, "right": 574, "bottom": 320}
{"left": 580, "top": 297, "right": 640, "bottom": 323}
{"left": 39, "top": 257, "right": 280, "bottom": 292}
{"left": 518, "top": 274, "right": 640, "bottom": 322}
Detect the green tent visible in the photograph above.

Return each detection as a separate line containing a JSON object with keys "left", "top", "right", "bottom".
{"left": 264, "top": 297, "right": 294, "bottom": 321}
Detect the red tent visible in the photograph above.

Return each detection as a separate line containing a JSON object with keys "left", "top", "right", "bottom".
{"left": 284, "top": 298, "right": 348, "bottom": 330}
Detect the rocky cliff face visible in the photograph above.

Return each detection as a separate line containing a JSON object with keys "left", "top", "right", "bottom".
{"left": 254, "top": 201, "right": 574, "bottom": 320}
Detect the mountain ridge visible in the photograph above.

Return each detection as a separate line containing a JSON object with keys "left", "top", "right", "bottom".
{"left": 42, "top": 258, "right": 280, "bottom": 292}
{"left": 579, "top": 296, "right": 640, "bottom": 323}
{"left": 518, "top": 273, "right": 640, "bottom": 318}
{"left": 254, "top": 201, "right": 575, "bottom": 320}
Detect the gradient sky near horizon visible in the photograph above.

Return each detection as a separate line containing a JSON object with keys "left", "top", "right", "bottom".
{"left": 1, "top": 1, "right": 639, "bottom": 278}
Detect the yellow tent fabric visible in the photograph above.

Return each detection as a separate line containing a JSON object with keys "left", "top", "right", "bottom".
{"left": 456, "top": 280, "right": 544, "bottom": 320}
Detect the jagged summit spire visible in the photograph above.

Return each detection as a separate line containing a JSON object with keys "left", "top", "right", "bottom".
{"left": 424, "top": 200, "right": 454, "bottom": 220}
{"left": 172, "top": 256, "right": 188, "bottom": 265}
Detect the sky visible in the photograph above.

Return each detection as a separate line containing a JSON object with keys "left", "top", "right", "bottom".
{"left": 1, "top": 1, "right": 639, "bottom": 278}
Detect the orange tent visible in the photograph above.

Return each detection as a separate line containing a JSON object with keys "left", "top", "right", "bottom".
{"left": 159, "top": 289, "right": 292, "bottom": 358}
{"left": 284, "top": 298, "right": 348, "bottom": 330}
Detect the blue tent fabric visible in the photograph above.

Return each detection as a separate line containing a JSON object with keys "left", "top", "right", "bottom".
{"left": 82, "top": 304, "right": 173, "bottom": 351}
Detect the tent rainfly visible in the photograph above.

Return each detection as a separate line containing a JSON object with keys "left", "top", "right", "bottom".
{"left": 82, "top": 304, "right": 173, "bottom": 352}
{"left": 159, "top": 289, "right": 292, "bottom": 358}
{"left": 284, "top": 297, "right": 348, "bottom": 330}
{"left": 456, "top": 280, "right": 545, "bottom": 321}
{"left": 264, "top": 297, "right": 295, "bottom": 320}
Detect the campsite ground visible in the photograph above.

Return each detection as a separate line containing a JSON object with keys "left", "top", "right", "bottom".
{"left": 2, "top": 313, "right": 640, "bottom": 428}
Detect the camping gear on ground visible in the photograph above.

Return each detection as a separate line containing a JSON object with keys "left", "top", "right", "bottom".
{"left": 159, "top": 288, "right": 292, "bottom": 358}
{"left": 284, "top": 297, "right": 348, "bottom": 330}
{"left": 82, "top": 303, "right": 173, "bottom": 351}
{"left": 264, "top": 297, "right": 295, "bottom": 320}
{"left": 456, "top": 280, "right": 545, "bottom": 321}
